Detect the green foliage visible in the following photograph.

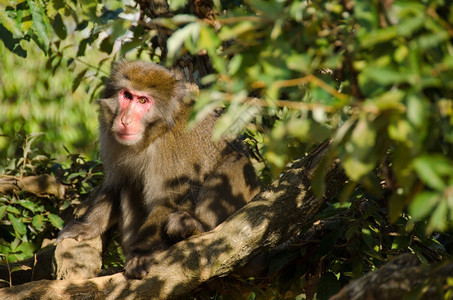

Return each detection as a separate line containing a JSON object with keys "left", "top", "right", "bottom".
{"left": 0, "top": 133, "right": 103, "bottom": 263}
{"left": 0, "top": 42, "right": 99, "bottom": 163}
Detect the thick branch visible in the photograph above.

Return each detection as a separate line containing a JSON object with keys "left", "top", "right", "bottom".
{"left": 331, "top": 254, "right": 453, "bottom": 300}
{"left": 0, "top": 141, "right": 343, "bottom": 299}
{"left": 0, "top": 174, "right": 65, "bottom": 199}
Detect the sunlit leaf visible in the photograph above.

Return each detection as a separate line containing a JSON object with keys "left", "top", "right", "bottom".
{"left": 8, "top": 214, "right": 27, "bottom": 237}
{"left": 342, "top": 117, "right": 377, "bottom": 181}
{"left": 413, "top": 155, "right": 453, "bottom": 191}
{"left": 32, "top": 215, "right": 45, "bottom": 231}
{"left": 80, "top": 0, "right": 100, "bottom": 22}
{"left": 198, "top": 25, "right": 221, "bottom": 53}
{"left": 213, "top": 100, "right": 261, "bottom": 140}
{"left": 167, "top": 22, "right": 200, "bottom": 63}
{"left": 7, "top": 206, "right": 21, "bottom": 215}
{"left": 11, "top": 265, "right": 32, "bottom": 273}
{"left": 27, "top": 0, "right": 51, "bottom": 53}
{"left": 48, "top": 213, "right": 64, "bottom": 229}
{"left": 406, "top": 95, "right": 427, "bottom": 128}
{"left": 169, "top": 0, "right": 188, "bottom": 11}
{"left": 18, "top": 200, "right": 36, "bottom": 212}
{"left": 0, "top": 206, "right": 7, "bottom": 219}
{"left": 428, "top": 200, "right": 448, "bottom": 232}
{"left": 0, "top": 10, "right": 22, "bottom": 38}
{"left": 409, "top": 191, "right": 440, "bottom": 220}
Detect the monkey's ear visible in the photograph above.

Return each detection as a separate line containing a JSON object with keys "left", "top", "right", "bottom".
{"left": 168, "top": 67, "right": 185, "bottom": 81}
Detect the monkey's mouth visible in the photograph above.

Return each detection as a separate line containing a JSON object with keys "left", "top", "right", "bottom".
{"left": 116, "top": 132, "right": 141, "bottom": 142}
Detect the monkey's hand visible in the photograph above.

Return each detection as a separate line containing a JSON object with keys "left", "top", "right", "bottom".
{"left": 57, "top": 220, "right": 101, "bottom": 243}
{"left": 124, "top": 252, "right": 159, "bottom": 279}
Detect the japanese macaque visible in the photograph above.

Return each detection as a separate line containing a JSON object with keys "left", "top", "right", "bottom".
{"left": 57, "top": 61, "right": 261, "bottom": 279}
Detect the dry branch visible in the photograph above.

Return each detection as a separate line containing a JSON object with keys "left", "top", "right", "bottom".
{"left": 0, "top": 174, "right": 65, "bottom": 199}
{"left": 0, "top": 141, "right": 343, "bottom": 299}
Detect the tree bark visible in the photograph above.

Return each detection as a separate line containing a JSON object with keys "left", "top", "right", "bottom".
{"left": 0, "top": 174, "right": 65, "bottom": 198}
{"left": 330, "top": 253, "right": 453, "bottom": 300}
{"left": 0, "top": 141, "right": 343, "bottom": 299}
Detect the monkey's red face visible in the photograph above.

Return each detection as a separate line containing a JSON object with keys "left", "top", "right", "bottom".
{"left": 113, "top": 89, "right": 154, "bottom": 145}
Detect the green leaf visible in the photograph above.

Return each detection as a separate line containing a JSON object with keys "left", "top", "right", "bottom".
{"left": 11, "top": 265, "right": 32, "bottom": 273}
{"left": 72, "top": 69, "right": 88, "bottom": 93}
{"left": 417, "top": 31, "right": 449, "bottom": 50}
{"left": 15, "top": 241, "right": 36, "bottom": 259}
{"left": 80, "top": 0, "right": 100, "bottom": 22}
{"left": 286, "top": 53, "right": 311, "bottom": 73}
{"left": 198, "top": 25, "right": 221, "bottom": 54}
{"left": 52, "top": 13, "right": 67, "bottom": 40}
{"left": 361, "top": 228, "right": 377, "bottom": 252}
{"left": 0, "top": 23, "right": 27, "bottom": 57}
{"left": 342, "top": 117, "right": 377, "bottom": 181}
{"left": 345, "top": 223, "right": 360, "bottom": 241}
{"left": 169, "top": 0, "right": 188, "bottom": 11}
{"left": 360, "top": 27, "right": 397, "bottom": 48}
{"left": 0, "top": 205, "right": 7, "bottom": 219}
{"left": 363, "top": 66, "right": 413, "bottom": 85}
{"left": 77, "top": 37, "right": 89, "bottom": 57}
{"left": 48, "top": 213, "right": 64, "bottom": 230}
{"left": 32, "top": 215, "right": 45, "bottom": 231}
{"left": 27, "top": 0, "right": 51, "bottom": 53}
{"left": 7, "top": 206, "right": 21, "bottom": 214}
{"left": 317, "top": 272, "right": 341, "bottom": 300}
{"left": 409, "top": 191, "right": 439, "bottom": 220}
{"left": 18, "top": 200, "right": 36, "bottom": 212}
{"left": 396, "top": 9, "right": 424, "bottom": 37}
{"left": 245, "top": 0, "right": 283, "bottom": 18}
{"left": 0, "top": 10, "right": 22, "bottom": 38}
{"left": 428, "top": 200, "right": 448, "bottom": 232}
{"left": 388, "top": 194, "right": 406, "bottom": 223}
{"left": 111, "top": 18, "right": 131, "bottom": 39}
{"left": 213, "top": 101, "right": 260, "bottom": 140}
{"left": 167, "top": 22, "right": 200, "bottom": 64}
{"left": 413, "top": 155, "right": 453, "bottom": 191}
{"left": 388, "top": 119, "right": 415, "bottom": 147}
{"left": 8, "top": 214, "right": 27, "bottom": 237}
{"left": 100, "top": 36, "right": 114, "bottom": 54}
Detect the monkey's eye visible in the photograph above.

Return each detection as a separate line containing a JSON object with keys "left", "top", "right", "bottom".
{"left": 123, "top": 91, "right": 133, "bottom": 100}
{"left": 138, "top": 97, "right": 148, "bottom": 104}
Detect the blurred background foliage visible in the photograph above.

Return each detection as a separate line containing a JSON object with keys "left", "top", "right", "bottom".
{"left": 1, "top": 0, "right": 453, "bottom": 298}
{"left": 0, "top": 43, "right": 101, "bottom": 165}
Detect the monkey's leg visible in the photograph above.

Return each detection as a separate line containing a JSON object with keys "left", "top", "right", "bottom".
{"left": 123, "top": 204, "right": 176, "bottom": 279}
{"left": 57, "top": 188, "right": 119, "bottom": 242}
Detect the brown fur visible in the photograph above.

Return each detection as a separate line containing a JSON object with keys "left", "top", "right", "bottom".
{"left": 58, "top": 61, "right": 261, "bottom": 279}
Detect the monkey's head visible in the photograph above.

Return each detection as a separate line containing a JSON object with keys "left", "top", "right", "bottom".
{"left": 99, "top": 61, "right": 187, "bottom": 146}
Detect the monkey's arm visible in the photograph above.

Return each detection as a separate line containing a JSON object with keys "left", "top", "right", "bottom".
{"left": 57, "top": 188, "right": 119, "bottom": 242}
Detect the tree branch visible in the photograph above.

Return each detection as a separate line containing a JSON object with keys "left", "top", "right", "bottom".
{"left": 331, "top": 253, "right": 453, "bottom": 300}
{"left": 0, "top": 174, "right": 65, "bottom": 199}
